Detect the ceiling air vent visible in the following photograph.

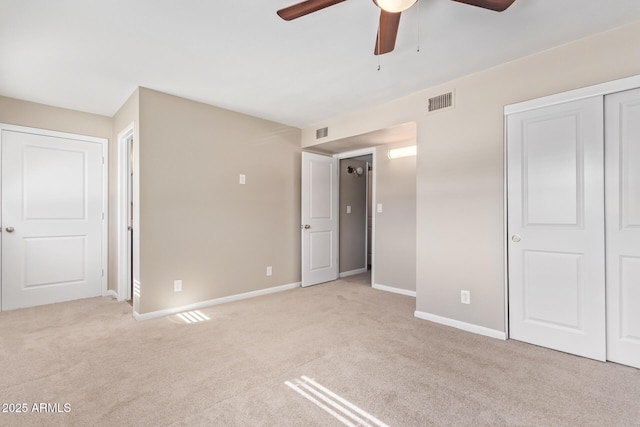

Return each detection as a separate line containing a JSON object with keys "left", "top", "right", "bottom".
{"left": 428, "top": 92, "right": 454, "bottom": 113}
{"left": 316, "top": 127, "right": 328, "bottom": 139}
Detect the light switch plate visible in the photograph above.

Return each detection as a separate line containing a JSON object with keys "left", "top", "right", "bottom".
{"left": 377, "top": 203, "right": 383, "bottom": 213}
{"left": 239, "top": 174, "right": 246, "bottom": 185}
{"left": 346, "top": 205, "right": 351, "bottom": 214}
{"left": 174, "top": 280, "right": 183, "bottom": 292}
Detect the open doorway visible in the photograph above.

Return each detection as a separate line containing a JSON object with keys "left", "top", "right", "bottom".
{"left": 301, "top": 122, "right": 417, "bottom": 294}
{"left": 117, "top": 124, "right": 135, "bottom": 303}
{"left": 338, "top": 155, "right": 372, "bottom": 284}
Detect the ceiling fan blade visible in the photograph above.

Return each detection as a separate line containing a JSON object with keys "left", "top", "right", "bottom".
{"left": 277, "top": 0, "right": 347, "bottom": 21}
{"left": 374, "top": 10, "right": 401, "bottom": 55}
{"left": 450, "top": 0, "right": 516, "bottom": 12}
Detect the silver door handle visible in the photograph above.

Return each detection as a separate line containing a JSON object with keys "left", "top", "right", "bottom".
{"left": 511, "top": 234, "right": 521, "bottom": 243}
{"left": 5, "top": 227, "right": 14, "bottom": 233}
{"left": 301, "top": 224, "right": 311, "bottom": 229}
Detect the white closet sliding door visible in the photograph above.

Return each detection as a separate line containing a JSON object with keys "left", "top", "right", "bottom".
{"left": 507, "top": 86, "right": 640, "bottom": 368}
{"left": 507, "top": 97, "right": 606, "bottom": 361}
{"left": 605, "top": 88, "right": 640, "bottom": 369}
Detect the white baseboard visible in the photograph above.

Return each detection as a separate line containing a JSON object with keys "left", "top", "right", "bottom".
{"left": 105, "top": 289, "right": 118, "bottom": 299}
{"left": 373, "top": 283, "right": 416, "bottom": 298}
{"left": 339, "top": 268, "right": 368, "bottom": 278}
{"left": 414, "top": 310, "right": 506, "bottom": 340}
{"left": 133, "top": 282, "right": 301, "bottom": 321}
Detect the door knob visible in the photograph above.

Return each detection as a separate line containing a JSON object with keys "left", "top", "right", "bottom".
{"left": 5, "top": 227, "right": 14, "bottom": 233}
{"left": 511, "top": 234, "right": 521, "bottom": 243}
{"left": 301, "top": 224, "right": 311, "bottom": 229}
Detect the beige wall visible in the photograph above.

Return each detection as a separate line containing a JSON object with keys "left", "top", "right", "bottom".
{"left": 374, "top": 142, "right": 416, "bottom": 292}
{"left": 137, "top": 88, "right": 301, "bottom": 314}
{"left": 339, "top": 159, "right": 367, "bottom": 273}
{"left": 0, "top": 96, "right": 112, "bottom": 138}
{"left": 300, "top": 21, "right": 640, "bottom": 332}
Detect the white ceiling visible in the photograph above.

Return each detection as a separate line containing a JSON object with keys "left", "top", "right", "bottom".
{"left": 1, "top": 0, "right": 639, "bottom": 128}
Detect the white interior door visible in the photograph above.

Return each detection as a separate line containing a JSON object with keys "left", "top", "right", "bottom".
{"left": 301, "top": 152, "right": 339, "bottom": 287}
{"left": 1, "top": 129, "right": 104, "bottom": 310}
{"left": 507, "top": 97, "right": 606, "bottom": 361}
{"left": 605, "top": 88, "right": 640, "bottom": 369}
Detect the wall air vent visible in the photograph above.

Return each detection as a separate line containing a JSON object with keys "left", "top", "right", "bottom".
{"left": 428, "top": 91, "right": 454, "bottom": 113}
{"left": 316, "top": 127, "right": 328, "bottom": 139}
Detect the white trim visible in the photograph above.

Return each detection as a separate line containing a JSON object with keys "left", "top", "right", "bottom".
{"left": 339, "top": 268, "right": 368, "bottom": 278}
{"left": 0, "top": 123, "right": 109, "bottom": 307}
{"left": 365, "top": 160, "right": 370, "bottom": 269}
{"left": 503, "top": 117, "right": 510, "bottom": 339}
{"left": 101, "top": 134, "right": 109, "bottom": 297}
{"left": 414, "top": 310, "right": 507, "bottom": 340}
{"left": 116, "top": 123, "right": 134, "bottom": 302}
{"left": 504, "top": 74, "right": 640, "bottom": 115}
{"left": 0, "top": 123, "right": 107, "bottom": 144}
{"left": 373, "top": 283, "right": 416, "bottom": 298}
{"left": 132, "top": 279, "right": 141, "bottom": 313}
{"left": 132, "top": 282, "right": 301, "bottom": 321}
{"left": 370, "top": 151, "right": 376, "bottom": 288}
{"left": 333, "top": 147, "right": 376, "bottom": 159}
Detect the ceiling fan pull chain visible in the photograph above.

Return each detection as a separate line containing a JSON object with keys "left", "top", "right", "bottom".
{"left": 377, "top": 24, "right": 381, "bottom": 70}
{"left": 417, "top": 0, "right": 421, "bottom": 53}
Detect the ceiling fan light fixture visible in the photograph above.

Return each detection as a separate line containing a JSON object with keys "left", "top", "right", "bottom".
{"left": 374, "top": 0, "right": 417, "bottom": 13}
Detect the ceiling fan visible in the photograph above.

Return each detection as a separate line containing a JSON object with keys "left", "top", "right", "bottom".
{"left": 277, "top": 0, "right": 516, "bottom": 55}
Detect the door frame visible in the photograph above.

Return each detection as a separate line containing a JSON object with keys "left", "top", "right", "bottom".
{"left": 503, "top": 74, "right": 640, "bottom": 339}
{"left": 334, "top": 147, "right": 377, "bottom": 287}
{"left": 116, "top": 123, "right": 136, "bottom": 301}
{"left": 0, "top": 123, "right": 109, "bottom": 308}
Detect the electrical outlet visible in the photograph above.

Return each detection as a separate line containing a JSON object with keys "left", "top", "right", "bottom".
{"left": 266, "top": 266, "right": 272, "bottom": 276}
{"left": 174, "top": 280, "right": 182, "bottom": 292}
{"left": 461, "top": 290, "right": 470, "bottom": 305}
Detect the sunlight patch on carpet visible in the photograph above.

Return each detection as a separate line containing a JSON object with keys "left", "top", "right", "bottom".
{"left": 285, "top": 376, "right": 389, "bottom": 427}
{"left": 176, "top": 310, "right": 210, "bottom": 324}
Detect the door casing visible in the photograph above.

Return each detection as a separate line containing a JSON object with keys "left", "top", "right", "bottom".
{"left": 117, "top": 123, "right": 136, "bottom": 302}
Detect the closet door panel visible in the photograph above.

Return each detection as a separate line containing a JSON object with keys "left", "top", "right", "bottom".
{"left": 508, "top": 96, "right": 606, "bottom": 361}
{"left": 606, "top": 88, "right": 640, "bottom": 369}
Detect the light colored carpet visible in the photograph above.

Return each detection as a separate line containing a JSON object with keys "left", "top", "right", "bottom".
{"left": 1, "top": 273, "right": 638, "bottom": 426}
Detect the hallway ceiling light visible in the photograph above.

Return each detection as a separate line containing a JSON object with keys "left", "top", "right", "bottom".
{"left": 388, "top": 146, "right": 417, "bottom": 159}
